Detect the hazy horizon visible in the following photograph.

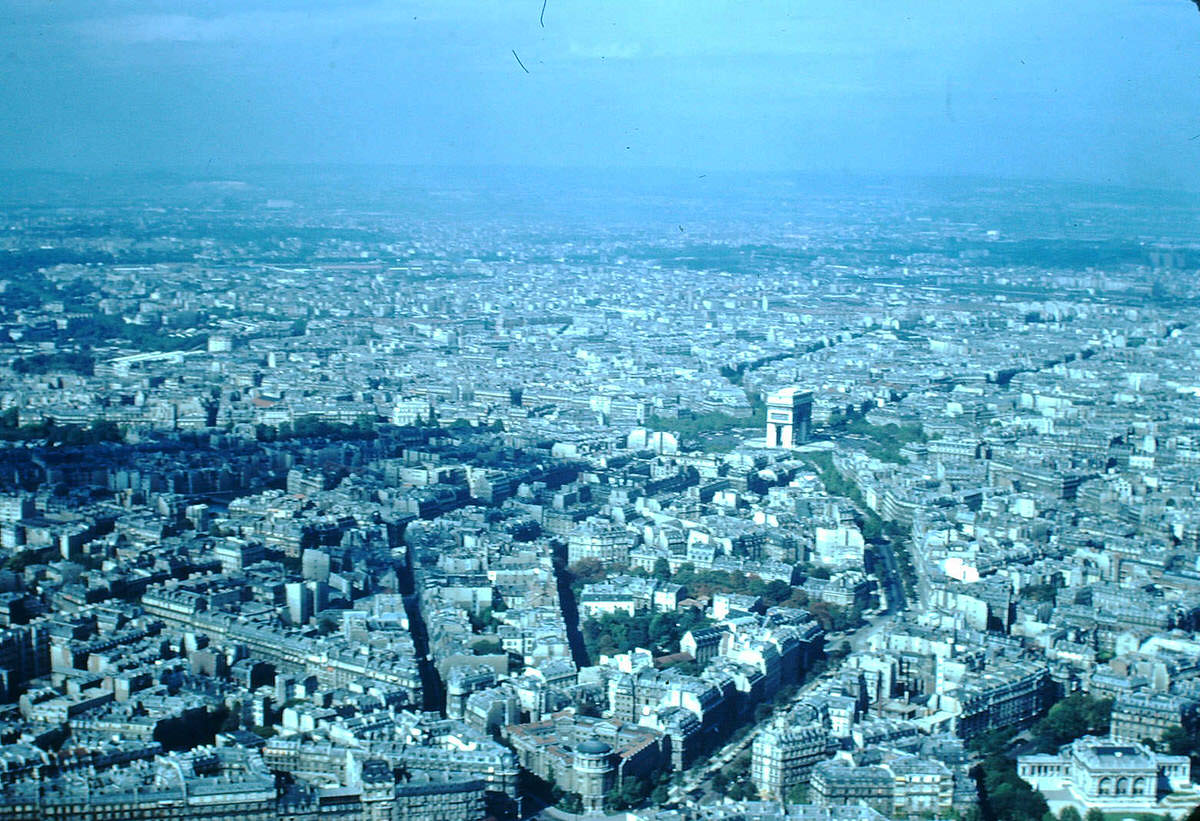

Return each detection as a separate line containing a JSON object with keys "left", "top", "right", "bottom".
{"left": 3, "top": 1, "right": 1199, "bottom": 192}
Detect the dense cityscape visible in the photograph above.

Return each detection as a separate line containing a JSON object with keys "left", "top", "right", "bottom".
{"left": 0, "top": 170, "right": 1195, "bottom": 821}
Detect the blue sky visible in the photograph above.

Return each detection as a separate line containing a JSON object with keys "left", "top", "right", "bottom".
{"left": 2, "top": 0, "right": 1198, "bottom": 188}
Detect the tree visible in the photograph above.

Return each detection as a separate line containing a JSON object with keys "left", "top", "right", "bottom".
{"left": 653, "top": 557, "right": 672, "bottom": 581}
{"left": 785, "top": 784, "right": 809, "bottom": 804}
{"left": 1161, "top": 723, "right": 1200, "bottom": 770}
{"left": 648, "top": 613, "right": 673, "bottom": 647}
{"left": 468, "top": 607, "right": 493, "bottom": 632}
{"left": 726, "top": 780, "right": 749, "bottom": 801}
{"left": 862, "top": 516, "right": 882, "bottom": 541}
{"left": 1057, "top": 807, "right": 1082, "bottom": 821}
{"left": 976, "top": 753, "right": 1049, "bottom": 821}
{"left": 1083, "top": 809, "right": 1104, "bottom": 821}
{"left": 581, "top": 608, "right": 710, "bottom": 659}
{"left": 827, "top": 641, "right": 851, "bottom": 663}
{"left": 763, "top": 579, "right": 793, "bottom": 605}
{"left": 1032, "top": 695, "right": 1113, "bottom": 753}
{"left": 3, "top": 549, "right": 48, "bottom": 573}
{"left": 622, "top": 777, "right": 650, "bottom": 807}
{"left": 1022, "top": 583, "right": 1059, "bottom": 603}
{"left": 220, "top": 702, "right": 242, "bottom": 733}
{"left": 472, "top": 638, "right": 503, "bottom": 655}
{"left": 646, "top": 408, "right": 763, "bottom": 437}
{"left": 12, "top": 352, "right": 95, "bottom": 376}
{"left": 567, "top": 558, "right": 607, "bottom": 589}
{"left": 651, "top": 784, "right": 670, "bottom": 806}
{"left": 711, "top": 770, "right": 728, "bottom": 794}
{"left": 604, "top": 777, "right": 651, "bottom": 811}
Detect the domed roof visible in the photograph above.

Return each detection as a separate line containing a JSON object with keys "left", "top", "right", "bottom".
{"left": 576, "top": 740, "right": 612, "bottom": 756}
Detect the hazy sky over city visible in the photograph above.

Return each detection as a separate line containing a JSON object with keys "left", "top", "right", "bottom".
{"left": 2, "top": 0, "right": 1199, "bottom": 188}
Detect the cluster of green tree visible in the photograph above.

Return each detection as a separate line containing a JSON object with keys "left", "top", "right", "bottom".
{"left": 564, "top": 558, "right": 610, "bottom": 599}
{"left": 1020, "top": 583, "right": 1060, "bottom": 604}
{"left": 974, "top": 746, "right": 1050, "bottom": 821}
{"left": 445, "top": 417, "right": 506, "bottom": 433}
{"left": 826, "top": 413, "right": 926, "bottom": 464}
{"left": 254, "top": 414, "right": 377, "bottom": 442}
{"left": 970, "top": 695, "right": 1115, "bottom": 821}
{"left": 606, "top": 771, "right": 674, "bottom": 811}
{"left": 1059, "top": 809, "right": 1133, "bottom": 821}
{"left": 884, "top": 520, "right": 919, "bottom": 603}
{"left": 0, "top": 267, "right": 53, "bottom": 311}
{"left": 803, "top": 563, "right": 832, "bottom": 580}
{"left": 0, "top": 248, "right": 184, "bottom": 281}
{"left": 825, "top": 640, "right": 852, "bottom": 665}
{"left": 808, "top": 601, "right": 867, "bottom": 633}
{"left": 468, "top": 605, "right": 504, "bottom": 632}
{"left": 55, "top": 277, "right": 101, "bottom": 310}
{"left": 624, "top": 242, "right": 813, "bottom": 274}
{"left": 747, "top": 390, "right": 766, "bottom": 416}
{"left": 711, "top": 745, "right": 755, "bottom": 799}
{"left": 842, "top": 417, "right": 926, "bottom": 444}
{"left": 1031, "top": 694, "right": 1113, "bottom": 753}
{"left": 471, "top": 638, "right": 503, "bottom": 655}
{"left": 541, "top": 769, "right": 675, "bottom": 813}
{"left": 802, "top": 451, "right": 876, "bottom": 521}
{"left": 784, "top": 783, "right": 809, "bottom": 804}
{"left": 3, "top": 547, "right": 53, "bottom": 572}
{"left": 1157, "top": 722, "right": 1200, "bottom": 771}
{"left": 12, "top": 352, "right": 95, "bottom": 375}
{"left": 646, "top": 406, "right": 764, "bottom": 437}
{"left": 67, "top": 315, "right": 207, "bottom": 352}
{"left": 570, "top": 558, "right": 837, "bottom": 636}
{"left": 720, "top": 364, "right": 747, "bottom": 386}
{"left": 555, "top": 792, "right": 583, "bottom": 813}
{"left": 0, "top": 408, "right": 123, "bottom": 445}
{"left": 522, "top": 770, "right": 583, "bottom": 814}
{"left": 581, "top": 608, "right": 711, "bottom": 658}
{"left": 720, "top": 351, "right": 799, "bottom": 386}
{"left": 798, "top": 454, "right": 911, "bottom": 597}
{"left": 699, "top": 433, "right": 745, "bottom": 454}
{"left": 175, "top": 223, "right": 390, "bottom": 245}
{"left": 660, "top": 658, "right": 701, "bottom": 676}
{"left": 671, "top": 563, "right": 800, "bottom": 606}
{"left": 576, "top": 558, "right": 819, "bottom": 612}
{"left": 624, "top": 558, "right": 670, "bottom": 582}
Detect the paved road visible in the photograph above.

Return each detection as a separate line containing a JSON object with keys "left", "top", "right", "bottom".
{"left": 849, "top": 611, "right": 898, "bottom": 654}
{"left": 871, "top": 535, "right": 906, "bottom": 615}
{"left": 665, "top": 516, "right": 913, "bottom": 805}
{"left": 905, "top": 530, "right": 933, "bottom": 611}
{"left": 667, "top": 633, "right": 854, "bottom": 801}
